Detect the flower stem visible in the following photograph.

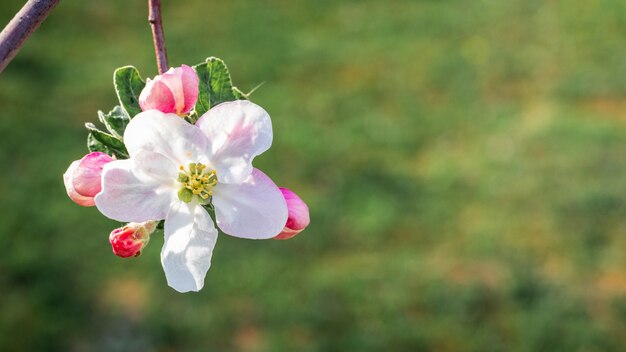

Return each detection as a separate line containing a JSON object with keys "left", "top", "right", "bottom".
{"left": 148, "top": 0, "right": 169, "bottom": 74}
{"left": 0, "top": 0, "right": 60, "bottom": 73}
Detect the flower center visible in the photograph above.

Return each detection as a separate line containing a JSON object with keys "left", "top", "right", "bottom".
{"left": 177, "top": 162, "right": 217, "bottom": 203}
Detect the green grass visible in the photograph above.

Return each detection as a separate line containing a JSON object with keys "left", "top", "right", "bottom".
{"left": 1, "top": 0, "right": 626, "bottom": 350}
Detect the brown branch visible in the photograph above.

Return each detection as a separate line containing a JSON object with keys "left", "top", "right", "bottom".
{"left": 148, "top": 0, "right": 168, "bottom": 75}
{"left": 0, "top": 0, "right": 60, "bottom": 73}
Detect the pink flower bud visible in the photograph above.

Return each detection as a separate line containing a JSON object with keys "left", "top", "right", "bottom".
{"left": 109, "top": 221, "right": 157, "bottom": 258}
{"left": 139, "top": 64, "right": 199, "bottom": 115}
{"left": 274, "top": 188, "right": 310, "bottom": 240}
{"left": 63, "top": 152, "right": 114, "bottom": 207}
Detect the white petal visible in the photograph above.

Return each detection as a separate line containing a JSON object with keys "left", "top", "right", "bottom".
{"left": 196, "top": 100, "right": 272, "bottom": 183}
{"left": 161, "top": 202, "right": 218, "bottom": 293}
{"left": 124, "top": 110, "right": 210, "bottom": 167}
{"left": 95, "top": 152, "right": 177, "bottom": 222}
{"left": 132, "top": 150, "right": 179, "bottom": 182}
{"left": 212, "top": 168, "right": 288, "bottom": 239}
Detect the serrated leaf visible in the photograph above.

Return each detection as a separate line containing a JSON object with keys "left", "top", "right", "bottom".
{"left": 98, "top": 105, "right": 130, "bottom": 138}
{"left": 232, "top": 86, "right": 248, "bottom": 100}
{"left": 114, "top": 66, "right": 146, "bottom": 118}
{"left": 193, "top": 57, "right": 236, "bottom": 116}
{"left": 85, "top": 123, "right": 129, "bottom": 158}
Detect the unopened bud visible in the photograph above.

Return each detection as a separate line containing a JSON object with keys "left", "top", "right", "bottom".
{"left": 274, "top": 188, "right": 310, "bottom": 240}
{"left": 139, "top": 64, "right": 199, "bottom": 115}
{"left": 109, "top": 221, "right": 157, "bottom": 258}
{"left": 63, "top": 152, "right": 114, "bottom": 207}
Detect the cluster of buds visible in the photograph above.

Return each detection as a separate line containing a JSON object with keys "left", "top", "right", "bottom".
{"left": 64, "top": 64, "right": 311, "bottom": 264}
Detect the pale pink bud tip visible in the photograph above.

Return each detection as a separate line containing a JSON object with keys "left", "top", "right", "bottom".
{"left": 139, "top": 64, "right": 199, "bottom": 115}
{"left": 109, "top": 221, "right": 157, "bottom": 258}
{"left": 274, "top": 188, "right": 310, "bottom": 240}
{"left": 63, "top": 152, "right": 114, "bottom": 207}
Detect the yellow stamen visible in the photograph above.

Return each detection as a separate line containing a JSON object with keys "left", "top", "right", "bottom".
{"left": 177, "top": 162, "right": 217, "bottom": 203}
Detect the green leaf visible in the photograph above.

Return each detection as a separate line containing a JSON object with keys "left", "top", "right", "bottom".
{"left": 87, "top": 133, "right": 111, "bottom": 155}
{"left": 98, "top": 105, "right": 130, "bottom": 138}
{"left": 114, "top": 66, "right": 146, "bottom": 118}
{"left": 85, "top": 123, "right": 129, "bottom": 158}
{"left": 192, "top": 57, "right": 236, "bottom": 116}
{"left": 232, "top": 86, "right": 248, "bottom": 100}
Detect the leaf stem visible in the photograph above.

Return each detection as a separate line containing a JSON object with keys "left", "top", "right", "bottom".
{"left": 0, "top": 0, "right": 60, "bottom": 73}
{"left": 148, "top": 0, "right": 169, "bottom": 75}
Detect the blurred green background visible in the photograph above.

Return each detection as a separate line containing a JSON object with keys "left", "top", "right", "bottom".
{"left": 2, "top": 0, "right": 626, "bottom": 350}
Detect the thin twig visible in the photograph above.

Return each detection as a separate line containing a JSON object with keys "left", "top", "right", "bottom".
{"left": 148, "top": 0, "right": 168, "bottom": 74}
{"left": 0, "top": 0, "right": 60, "bottom": 73}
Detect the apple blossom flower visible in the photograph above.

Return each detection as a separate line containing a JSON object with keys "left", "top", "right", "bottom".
{"left": 109, "top": 221, "right": 157, "bottom": 258}
{"left": 95, "top": 100, "right": 288, "bottom": 292}
{"left": 274, "top": 188, "right": 310, "bottom": 240}
{"left": 63, "top": 152, "right": 114, "bottom": 206}
{"left": 139, "top": 64, "right": 199, "bottom": 115}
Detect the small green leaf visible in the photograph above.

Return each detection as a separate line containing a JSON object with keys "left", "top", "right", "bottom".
{"left": 192, "top": 57, "right": 236, "bottom": 116}
{"left": 98, "top": 105, "right": 130, "bottom": 138}
{"left": 246, "top": 82, "right": 265, "bottom": 98}
{"left": 85, "top": 123, "right": 129, "bottom": 158}
{"left": 114, "top": 66, "right": 146, "bottom": 118}
{"left": 87, "top": 133, "right": 111, "bottom": 155}
{"left": 232, "top": 87, "right": 248, "bottom": 100}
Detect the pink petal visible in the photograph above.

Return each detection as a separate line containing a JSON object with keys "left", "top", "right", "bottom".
{"left": 159, "top": 67, "right": 185, "bottom": 114}
{"left": 72, "top": 152, "right": 114, "bottom": 197}
{"left": 274, "top": 188, "right": 310, "bottom": 240}
{"left": 196, "top": 101, "right": 273, "bottom": 184}
{"left": 274, "top": 227, "right": 302, "bottom": 241}
{"left": 139, "top": 78, "right": 177, "bottom": 113}
{"left": 212, "top": 168, "right": 288, "bottom": 239}
{"left": 180, "top": 64, "right": 199, "bottom": 114}
{"left": 139, "top": 65, "right": 199, "bottom": 115}
{"left": 63, "top": 160, "right": 95, "bottom": 207}
{"left": 63, "top": 152, "right": 114, "bottom": 207}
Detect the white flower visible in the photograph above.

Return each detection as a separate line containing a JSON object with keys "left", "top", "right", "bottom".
{"left": 95, "top": 100, "right": 288, "bottom": 292}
